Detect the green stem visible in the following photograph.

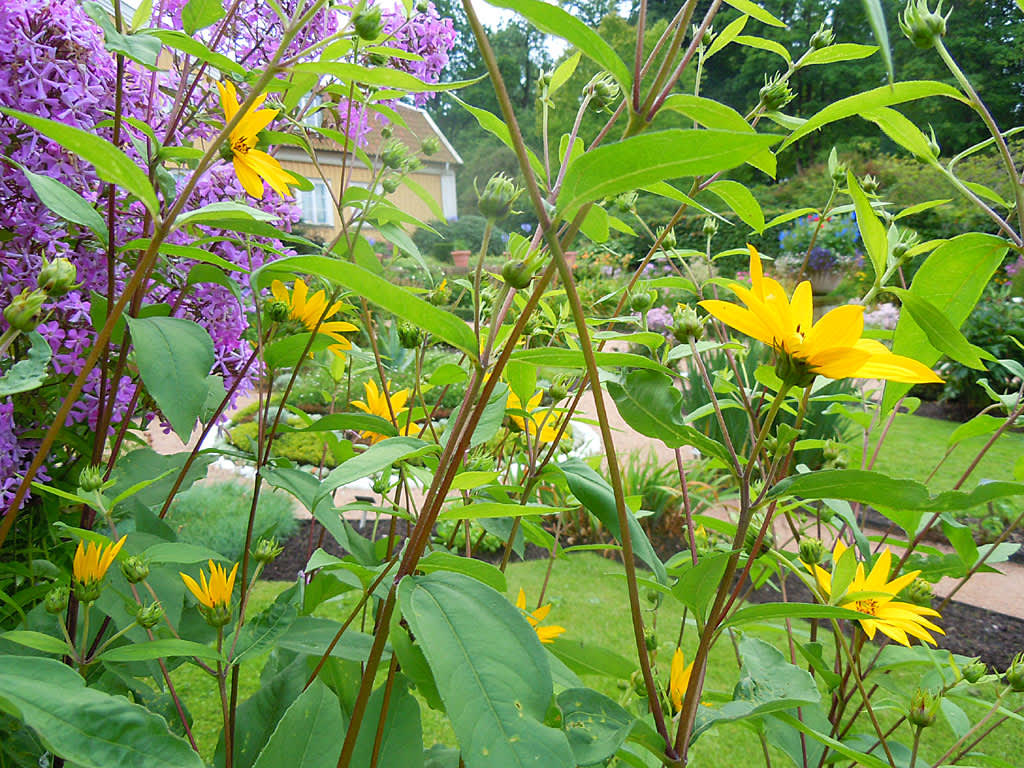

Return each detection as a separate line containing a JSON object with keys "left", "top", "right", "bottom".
{"left": 831, "top": 624, "right": 897, "bottom": 768}
{"left": 0, "top": 326, "right": 20, "bottom": 358}
{"left": 909, "top": 726, "right": 922, "bottom": 768}
{"left": 473, "top": 220, "right": 495, "bottom": 340}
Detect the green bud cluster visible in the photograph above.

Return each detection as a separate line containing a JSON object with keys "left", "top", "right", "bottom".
{"left": 263, "top": 298, "right": 291, "bottom": 324}
{"left": 799, "top": 537, "right": 826, "bottom": 566}
{"left": 671, "top": 304, "right": 703, "bottom": 342}
{"left": 121, "top": 555, "right": 150, "bottom": 584}
{"left": 656, "top": 225, "right": 677, "bottom": 251}
{"left": 758, "top": 73, "right": 795, "bottom": 112}
{"left": 428, "top": 281, "right": 450, "bottom": 306}
{"left": 1005, "top": 652, "right": 1024, "bottom": 692}
{"left": 629, "top": 289, "right": 657, "bottom": 313}
{"left": 861, "top": 173, "right": 880, "bottom": 195}
{"left": 899, "top": 0, "right": 950, "bottom": 49}
{"left": 381, "top": 139, "right": 408, "bottom": 170}
{"left": 200, "top": 601, "right": 233, "bottom": 628}
{"left": 353, "top": 4, "right": 382, "bottom": 40}
{"left": 701, "top": 216, "right": 718, "bottom": 238}
{"left": 585, "top": 72, "right": 619, "bottom": 113}
{"left": 547, "top": 376, "right": 571, "bottom": 402}
{"left": 397, "top": 320, "right": 425, "bottom": 348}
{"left": 73, "top": 578, "right": 102, "bottom": 605}
{"left": 37, "top": 257, "right": 78, "bottom": 297}
{"left": 960, "top": 658, "right": 987, "bottom": 684}
{"left": 3, "top": 288, "right": 47, "bottom": 333}
{"left": 809, "top": 23, "right": 835, "bottom": 50}
{"left": 78, "top": 464, "right": 106, "bottom": 492}
{"left": 614, "top": 190, "right": 638, "bottom": 214}
{"left": 421, "top": 136, "right": 441, "bottom": 156}
{"left": 904, "top": 577, "right": 934, "bottom": 606}
{"left": 907, "top": 689, "right": 938, "bottom": 727}
{"left": 136, "top": 601, "right": 165, "bottom": 629}
{"left": 477, "top": 172, "right": 522, "bottom": 221}
{"left": 45, "top": 585, "right": 70, "bottom": 614}
{"left": 381, "top": 175, "right": 401, "bottom": 194}
{"left": 253, "top": 537, "right": 284, "bottom": 565}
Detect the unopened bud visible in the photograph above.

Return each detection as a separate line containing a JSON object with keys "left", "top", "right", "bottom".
{"left": 691, "top": 23, "right": 714, "bottom": 48}
{"left": 121, "top": 555, "right": 150, "bottom": 584}
{"left": 37, "top": 257, "right": 77, "bottom": 297}
{"left": 477, "top": 172, "right": 522, "bottom": 221}
{"left": 904, "top": 577, "right": 934, "bottom": 606}
{"left": 547, "top": 376, "right": 570, "bottom": 402}
{"left": 701, "top": 216, "right": 718, "bottom": 238}
{"left": 657, "top": 225, "right": 677, "bottom": 251}
{"left": 536, "top": 70, "right": 552, "bottom": 93}
{"left": 353, "top": 4, "right": 382, "bottom": 40}
{"left": 501, "top": 259, "right": 534, "bottom": 290}
{"left": 73, "top": 578, "right": 102, "bottom": 605}
{"left": 78, "top": 464, "right": 106, "bottom": 492}
{"left": 823, "top": 440, "right": 844, "bottom": 463}
{"left": 585, "top": 72, "right": 619, "bottom": 113}
{"left": 744, "top": 514, "right": 774, "bottom": 557}
{"left": 397, "top": 320, "right": 425, "bottom": 348}
{"left": 922, "top": 125, "right": 941, "bottom": 160}
{"left": 899, "top": 0, "right": 949, "bottom": 49}
{"left": 381, "top": 139, "right": 407, "bottom": 170}
{"left": 961, "top": 658, "right": 987, "bottom": 684}
{"left": 645, "top": 631, "right": 657, "bottom": 651}
{"left": 672, "top": 304, "right": 703, "bottom": 341}
{"left": 381, "top": 175, "right": 400, "bottom": 194}
{"left": 758, "top": 73, "right": 794, "bottom": 112}
{"left": 421, "top": 136, "right": 440, "bottom": 156}
{"left": 415, "top": 0, "right": 428, "bottom": 12}
{"left": 799, "top": 537, "right": 826, "bottom": 566}
{"left": 629, "top": 290, "right": 656, "bottom": 313}
{"left": 45, "top": 585, "right": 70, "bottom": 614}
{"left": 371, "top": 473, "right": 390, "bottom": 495}
{"left": 614, "top": 190, "right": 638, "bottom": 214}
{"left": 464, "top": 446, "right": 495, "bottom": 473}
{"left": 809, "top": 23, "right": 835, "bottom": 49}
{"left": 252, "top": 537, "right": 284, "bottom": 564}
{"left": 263, "top": 298, "right": 291, "bottom": 324}
{"left": 136, "top": 601, "right": 164, "bottom": 629}
{"left": 380, "top": 124, "right": 393, "bottom": 140}
{"left": 1008, "top": 653, "right": 1024, "bottom": 692}
{"left": 908, "top": 689, "right": 938, "bottom": 727}
{"left": 861, "top": 174, "right": 880, "bottom": 195}
{"left": 428, "top": 280, "right": 450, "bottom": 306}
{"left": 892, "top": 228, "right": 922, "bottom": 263}
{"left": 3, "top": 288, "right": 47, "bottom": 332}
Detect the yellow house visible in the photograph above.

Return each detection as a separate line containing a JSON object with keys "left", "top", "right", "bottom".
{"left": 276, "top": 103, "right": 462, "bottom": 245}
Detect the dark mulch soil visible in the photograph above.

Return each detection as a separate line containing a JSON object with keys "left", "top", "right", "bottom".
{"left": 266, "top": 520, "right": 1024, "bottom": 671}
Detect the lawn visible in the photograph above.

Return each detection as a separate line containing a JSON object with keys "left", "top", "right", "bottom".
{"left": 174, "top": 554, "right": 1024, "bottom": 766}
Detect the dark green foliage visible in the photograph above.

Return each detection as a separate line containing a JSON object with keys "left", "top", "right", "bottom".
{"left": 412, "top": 215, "right": 508, "bottom": 260}
{"left": 166, "top": 482, "right": 298, "bottom": 562}
{"left": 227, "top": 421, "right": 342, "bottom": 468}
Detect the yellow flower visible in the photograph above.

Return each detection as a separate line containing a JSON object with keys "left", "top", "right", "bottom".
{"left": 72, "top": 535, "right": 126, "bottom": 586}
{"left": 351, "top": 379, "right": 410, "bottom": 444}
{"left": 181, "top": 560, "right": 238, "bottom": 626}
{"left": 516, "top": 588, "right": 565, "bottom": 644}
{"left": 699, "top": 245, "right": 942, "bottom": 384}
{"left": 812, "top": 540, "right": 943, "bottom": 647}
{"left": 670, "top": 648, "right": 694, "bottom": 712}
{"left": 506, "top": 390, "right": 561, "bottom": 443}
{"left": 216, "top": 80, "right": 297, "bottom": 200}
{"left": 270, "top": 278, "right": 357, "bottom": 358}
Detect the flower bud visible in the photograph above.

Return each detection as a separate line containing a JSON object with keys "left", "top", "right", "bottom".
{"left": 961, "top": 658, "right": 987, "bottom": 684}
{"left": 547, "top": 376, "right": 570, "bottom": 402}
{"left": 1006, "top": 653, "right": 1024, "bottom": 692}
{"left": 502, "top": 259, "right": 534, "bottom": 290}
{"left": 744, "top": 516, "right": 774, "bottom": 557}
{"left": 421, "top": 136, "right": 440, "bottom": 156}
{"left": 397, "top": 320, "right": 425, "bottom": 349}
{"left": 809, "top": 23, "right": 835, "bottom": 50}
{"left": 830, "top": 160, "right": 848, "bottom": 185}
{"left": 73, "top": 578, "right": 102, "bottom": 605}
{"left": 200, "top": 601, "right": 233, "bottom": 628}
{"left": 629, "top": 290, "right": 655, "bottom": 313}
{"left": 136, "top": 601, "right": 164, "bottom": 629}
{"left": 899, "top": 0, "right": 949, "bottom": 49}
{"left": 45, "top": 584, "right": 70, "bottom": 614}
{"left": 905, "top": 577, "right": 934, "bottom": 606}
{"left": 428, "top": 280, "right": 450, "bottom": 306}
{"left": 381, "top": 175, "right": 400, "bottom": 194}
{"left": 630, "top": 669, "right": 647, "bottom": 697}
{"left": 799, "top": 537, "right": 826, "bottom": 566}
{"left": 861, "top": 174, "right": 880, "bottom": 195}
{"left": 918, "top": 125, "right": 941, "bottom": 161}
{"left": 381, "top": 139, "right": 408, "bottom": 170}
{"left": 645, "top": 631, "right": 657, "bottom": 651}
{"left": 353, "top": 4, "right": 382, "bottom": 40}
{"left": 415, "top": 0, "right": 428, "bottom": 12}
{"left": 892, "top": 228, "right": 922, "bottom": 264}
{"left": 37, "top": 257, "right": 77, "bottom": 297}
{"left": 263, "top": 298, "right": 291, "bottom": 324}
{"left": 121, "top": 555, "right": 150, "bottom": 584}
{"left": 691, "top": 23, "right": 714, "bottom": 49}
{"left": 78, "top": 464, "right": 106, "bottom": 492}
{"left": 585, "top": 72, "right": 619, "bottom": 113}
{"left": 464, "top": 446, "right": 496, "bottom": 473}
{"left": 822, "top": 440, "right": 844, "bottom": 463}
{"left": 371, "top": 473, "right": 390, "bottom": 495}
{"left": 477, "top": 172, "right": 522, "bottom": 221}
{"left": 253, "top": 537, "right": 284, "bottom": 564}
{"left": 657, "top": 225, "right": 677, "bottom": 251}
{"left": 403, "top": 155, "right": 422, "bottom": 173}
{"left": 758, "top": 73, "right": 794, "bottom": 112}
{"left": 3, "top": 288, "right": 47, "bottom": 332}
{"left": 672, "top": 304, "right": 703, "bottom": 341}
{"left": 701, "top": 216, "right": 718, "bottom": 238}
{"left": 614, "top": 190, "right": 638, "bottom": 214}
{"left": 535, "top": 70, "right": 552, "bottom": 93}
{"left": 908, "top": 689, "right": 938, "bottom": 727}
{"left": 380, "top": 124, "right": 393, "bottom": 140}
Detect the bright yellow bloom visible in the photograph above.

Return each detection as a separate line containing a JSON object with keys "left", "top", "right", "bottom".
{"left": 216, "top": 80, "right": 297, "bottom": 199}
{"left": 507, "top": 390, "right": 561, "bottom": 443}
{"left": 270, "top": 278, "right": 357, "bottom": 358}
{"left": 516, "top": 588, "right": 565, "bottom": 644}
{"left": 812, "top": 540, "right": 943, "bottom": 647}
{"left": 181, "top": 560, "right": 238, "bottom": 611}
{"left": 73, "top": 535, "right": 126, "bottom": 586}
{"left": 352, "top": 379, "right": 410, "bottom": 444}
{"left": 699, "top": 245, "right": 942, "bottom": 384}
{"left": 670, "top": 648, "right": 694, "bottom": 712}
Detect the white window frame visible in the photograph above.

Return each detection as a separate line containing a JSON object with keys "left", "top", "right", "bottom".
{"left": 298, "top": 179, "right": 335, "bottom": 227}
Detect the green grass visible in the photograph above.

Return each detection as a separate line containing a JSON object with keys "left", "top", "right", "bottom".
{"left": 173, "top": 554, "right": 1024, "bottom": 766}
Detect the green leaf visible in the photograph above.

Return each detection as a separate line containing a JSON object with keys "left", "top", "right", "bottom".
{"left": 149, "top": 30, "right": 245, "bottom": 76}
{"left": 181, "top": 0, "right": 225, "bottom": 34}
{"left": 174, "top": 201, "right": 279, "bottom": 229}
{"left": 771, "top": 712, "right": 890, "bottom": 768}
{"left": 557, "top": 130, "right": 779, "bottom": 216}
{"left": 549, "top": 50, "right": 581, "bottom": 95}
{"left": 510, "top": 347, "right": 675, "bottom": 376}
{"left": 20, "top": 168, "right": 107, "bottom": 241}
{"left": 294, "top": 62, "right": 479, "bottom": 96}
{"left": 450, "top": 471, "right": 500, "bottom": 490}
{"left": 659, "top": 94, "right": 752, "bottom": 133}
{"left": 707, "top": 14, "right": 748, "bottom": 58}
{"left": 547, "top": 638, "right": 636, "bottom": 679}
{"left": 705, "top": 179, "right": 765, "bottom": 233}
{"left": 505, "top": 359, "right": 537, "bottom": 408}
{"left": 315, "top": 437, "right": 439, "bottom": 509}
{"left": 398, "top": 572, "right": 575, "bottom": 768}
{"left": 98, "top": 639, "right": 225, "bottom": 663}
{"left": 724, "top": 0, "right": 785, "bottom": 26}
{"left": 720, "top": 602, "right": 873, "bottom": 629}
{"left": 438, "top": 502, "right": 568, "bottom": 520}
{"left": 418, "top": 551, "right": 507, "bottom": 593}
{"left": 229, "top": 600, "right": 298, "bottom": 664}
{"left": 276, "top": 616, "right": 384, "bottom": 663}
{"left": 560, "top": 460, "right": 666, "bottom": 585}
{"left": 557, "top": 688, "right": 634, "bottom": 767}
{"left": 81, "top": 2, "right": 161, "bottom": 70}
{"left": 734, "top": 34, "right": 791, "bottom": 63}
{"left": 948, "top": 413, "right": 1003, "bottom": 447}
{"left": 606, "top": 370, "right": 733, "bottom": 466}
{"left": 351, "top": 677, "right": 424, "bottom": 768}
{"left": 251, "top": 680, "right": 344, "bottom": 768}
{"left": 450, "top": 96, "right": 546, "bottom": 183}
{"left": 126, "top": 316, "right": 214, "bottom": 440}
{"left": 0, "top": 630, "right": 69, "bottom": 656}
{"left": 0, "top": 656, "right": 203, "bottom": 768}
{"left": 486, "top": 0, "right": 630, "bottom": 93}
{"left": 142, "top": 542, "right": 229, "bottom": 564}
{"left": 0, "top": 332, "right": 52, "bottom": 396}
{"left": 802, "top": 43, "right": 877, "bottom": 66}
{"left": 847, "top": 170, "right": 887, "bottom": 282}
{"left": 861, "top": 107, "right": 936, "bottom": 160}
{"left": 888, "top": 288, "right": 985, "bottom": 369}
{"left": 860, "top": 0, "right": 894, "bottom": 84}
{"left": 882, "top": 233, "right": 1009, "bottom": 412}
{"left": 671, "top": 552, "right": 731, "bottom": 621}
{"left": 255, "top": 256, "right": 478, "bottom": 359}
{"left": 0, "top": 108, "right": 159, "bottom": 215}
{"left": 279, "top": 412, "right": 397, "bottom": 438}
{"left": 779, "top": 81, "right": 966, "bottom": 151}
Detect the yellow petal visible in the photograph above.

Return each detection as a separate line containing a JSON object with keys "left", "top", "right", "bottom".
{"left": 800, "top": 304, "right": 865, "bottom": 359}
{"left": 747, "top": 244, "right": 765, "bottom": 300}
{"left": 790, "top": 280, "right": 813, "bottom": 334}
{"left": 536, "top": 624, "right": 565, "bottom": 643}
{"left": 515, "top": 588, "right": 526, "bottom": 611}
{"left": 233, "top": 155, "right": 265, "bottom": 199}
{"left": 699, "top": 299, "right": 775, "bottom": 347}
{"left": 216, "top": 80, "right": 239, "bottom": 123}
{"left": 243, "top": 149, "right": 296, "bottom": 198}
{"left": 236, "top": 107, "right": 279, "bottom": 143}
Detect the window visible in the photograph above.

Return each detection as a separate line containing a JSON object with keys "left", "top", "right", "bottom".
{"left": 299, "top": 93, "right": 323, "bottom": 128}
{"left": 298, "top": 180, "right": 334, "bottom": 227}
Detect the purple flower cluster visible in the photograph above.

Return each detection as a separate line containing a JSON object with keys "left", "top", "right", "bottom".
{"left": 381, "top": 2, "right": 457, "bottom": 107}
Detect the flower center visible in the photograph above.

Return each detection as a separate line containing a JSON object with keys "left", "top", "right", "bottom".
{"left": 232, "top": 136, "right": 251, "bottom": 155}
{"left": 855, "top": 598, "right": 879, "bottom": 616}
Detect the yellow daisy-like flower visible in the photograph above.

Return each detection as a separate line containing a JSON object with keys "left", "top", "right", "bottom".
{"left": 73, "top": 535, "right": 126, "bottom": 586}
{"left": 181, "top": 560, "right": 238, "bottom": 626}
{"left": 515, "top": 588, "right": 565, "bottom": 644}
{"left": 216, "top": 80, "right": 297, "bottom": 200}
{"left": 506, "top": 390, "right": 561, "bottom": 443}
{"left": 669, "top": 647, "right": 694, "bottom": 712}
{"left": 812, "top": 540, "right": 943, "bottom": 647}
{"left": 270, "top": 278, "right": 358, "bottom": 358}
{"left": 352, "top": 379, "right": 410, "bottom": 444}
{"left": 699, "top": 245, "right": 942, "bottom": 384}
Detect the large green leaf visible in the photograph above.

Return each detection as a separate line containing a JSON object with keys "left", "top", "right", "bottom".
{"left": 181, "top": 0, "right": 225, "bottom": 34}
{"left": 438, "top": 502, "right": 568, "bottom": 520}
{"left": 276, "top": 616, "right": 385, "bottom": 663}
{"left": 778, "top": 81, "right": 966, "bottom": 150}
{"left": 560, "top": 460, "right": 666, "bottom": 584}
{"left": 255, "top": 256, "right": 477, "bottom": 359}
{"left": 398, "top": 572, "right": 575, "bottom": 768}
{"left": 251, "top": 681, "right": 344, "bottom": 768}
{"left": 802, "top": 43, "right": 877, "bottom": 66}
{"left": 449, "top": 96, "right": 545, "bottom": 183}
{"left": 557, "top": 130, "right": 779, "bottom": 216}
{"left": 882, "top": 233, "right": 1009, "bottom": 412}
{"left": 705, "top": 179, "right": 765, "bottom": 233}
{"left": 557, "top": 688, "right": 634, "bottom": 766}
{"left": 0, "top": 656, "right": 203, "bottom": 768}
{"left": 888, "top": 287, "right": 985, "bottom": 370}
{"left": 547, "top": 638, "right": 636, "bottom": 679}
{"left": 126, "top": 316, "right": 214, "bottom": 440}
{"left": 351, "top": 676, "right": 424, "bottom": 768}
{"left": 486, "top": 0, "right": 630, "bottom": 92}
{"left": 97, "top": 638, "right": 224, "bottom": 663}
{"left": 0, "top": 332, "right": 51, "bottom": 396}
{"left": 294, "top": 62, "right": 478, "bottom": 95}
{"left": 21, "top": 168, "right": 107, "bottom": 240}
{"left": 0, "top": 108, "right": 159, "bottom": 215}
{"left": 720, "top": 602, "right": 873, "bottom": 629}
{"left": 510, "top": 347, "right": 675, "bottom": 376}
{"left": 847, "top": 170, "right": 887, "bottom": 282}
{"left": 149, "top": 30, "right": 245, "bottom": 76}
{"left": 315, "top": 436, "right": 439, "bottom": 509}
{"left": 606, "top": 370, "right": 733, "bottom": 466}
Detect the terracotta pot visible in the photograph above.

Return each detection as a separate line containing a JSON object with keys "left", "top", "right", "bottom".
{"left": 565, "top": 251, "right": 577, "bottom": 268}
{"left": 451, "top": 249, "right": 471, "bottom": 269}
{"left": 808, "top": 270, "right": 842, "bottom": 295}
